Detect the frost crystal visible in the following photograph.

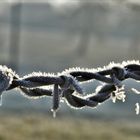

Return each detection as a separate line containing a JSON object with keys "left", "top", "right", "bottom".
{"left": 131, "top": 88, "right": 140, "bottom": 94}
{"left": 135, "top": 103, "right": 139, "bottom": 115}
{"left": 51, "top": 109, "right": 57, "bottom": 118}
{"left": 111, "top": 86, "right": 126, "bottom": 103}
{"left": 0, "top": 94, "right": 3, "bottom": 106}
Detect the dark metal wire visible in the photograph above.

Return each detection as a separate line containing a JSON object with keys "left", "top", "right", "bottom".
{"left": 0, "top": 60, "right": 140, "bottom": 117}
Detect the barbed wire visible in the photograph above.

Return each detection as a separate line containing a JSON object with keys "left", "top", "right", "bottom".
{"left": 0, "top": 60, "right": 140, "bottom": 117}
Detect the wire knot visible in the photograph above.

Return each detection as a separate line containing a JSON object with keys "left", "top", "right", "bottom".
{"left": 111, "top": 67, "right": 126, "bottom": 81}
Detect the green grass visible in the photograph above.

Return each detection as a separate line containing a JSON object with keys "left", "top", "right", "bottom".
{"left": 0, "top": 115, "right": 139, "bottom": 140}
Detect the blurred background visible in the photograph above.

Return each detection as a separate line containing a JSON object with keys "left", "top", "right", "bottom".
{"left": 0, "top": 0, "right": 140, "bottom": 140}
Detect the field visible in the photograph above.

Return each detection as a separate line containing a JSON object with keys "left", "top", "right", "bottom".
{"left": 0, "top": 114, "right": 139, "bottom": 140}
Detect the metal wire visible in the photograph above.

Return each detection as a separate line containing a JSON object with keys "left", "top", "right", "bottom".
{"left": 0, "top": 60, "right": 140, "bottom": 117}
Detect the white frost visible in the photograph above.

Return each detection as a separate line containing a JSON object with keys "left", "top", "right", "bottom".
{"left": 111, "top": 86, "right": 126, "bottom": 103}
{"left": 131, "top": 88, "right": 140, "bottom": 94}
{"left": 135, "top": 103, "right": 139, "bottom": 115}
{"left": 0, "top": 94, "right": 3, "bottom": 106}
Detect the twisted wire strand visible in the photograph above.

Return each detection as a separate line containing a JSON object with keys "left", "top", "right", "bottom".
{"left": 0, "top": 60, "right": 140, "bottom": 117}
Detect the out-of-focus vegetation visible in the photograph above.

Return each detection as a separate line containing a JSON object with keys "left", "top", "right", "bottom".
{"left": 0, "top": 115, "right": 140, "bottom": 140}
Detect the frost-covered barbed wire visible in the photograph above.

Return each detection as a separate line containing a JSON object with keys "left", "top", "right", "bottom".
{"left": 0, "top": 60, "right": 140, "bottom": 117}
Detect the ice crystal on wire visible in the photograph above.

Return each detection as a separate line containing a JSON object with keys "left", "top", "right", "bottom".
{"left": 52, "top": 109, "right": 56, "bottom": 118}
{"left": 95, "top": 85, "right": 104, "bottom": 93}
{"left": 111, "top": 85, "right": 126, "bottom": 103}
{"left": 0, "top": 94, "right": 2, "bottom": 106}
{"left": 22, "top": 71, "right": 56, "bottom": 79}
{"left": 135, "top": 103, "right": 139, "bottom": 115}
{"left": 131, "top": 88, "right": 140, "bottom": 94}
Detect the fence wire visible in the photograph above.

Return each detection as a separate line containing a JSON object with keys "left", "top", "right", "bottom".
{"left": 0, "top": 60, "right": 140, "bottom": 117}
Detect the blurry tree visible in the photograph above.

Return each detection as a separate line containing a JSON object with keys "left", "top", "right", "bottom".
{"left": 76, "top": 3, "right": 93, "bottom": 57}
{"left": 9, "top": 2, "right": 22, "bottom": 72}
{"left": 0, "top": 4, "right": 11, "bottom": 65}
{"left": 126, "top": 2, "right": 140, "bottom": 57}
{"left": 60, "top": 1, "right": 109, "bottom": 57}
